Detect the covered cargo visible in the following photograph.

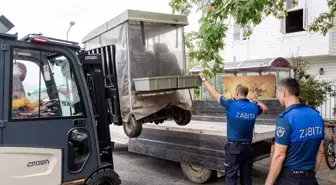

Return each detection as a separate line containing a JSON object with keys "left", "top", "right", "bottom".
{"left": 82, "top": 9, "right": 201, "bottom": 137}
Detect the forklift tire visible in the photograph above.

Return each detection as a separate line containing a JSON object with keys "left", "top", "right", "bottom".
{"left": 180, "top": 163, "right": 216, "bottom": 184}
{"left": 123, "top": 114, "right": 142, "bottom": 138}
{"left": 85, "top": 168, "right": 121, "bottom": 185}
{"left": 174, "top": 108, "right": 191, "bottom": 126}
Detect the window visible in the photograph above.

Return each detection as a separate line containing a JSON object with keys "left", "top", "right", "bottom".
{"left": 281, "top": 0, "right": 308, "bottom": 34}
{"left": 233, "top": 23, "right": 250, "bottom": 41}
{"left": 11, "top": 48, "right": 85, "bottom": 119}
{"left": 286, "top": 9, "right": 304, "bottom": 33}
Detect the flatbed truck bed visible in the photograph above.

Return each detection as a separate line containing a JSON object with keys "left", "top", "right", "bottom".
{"left": 110, "top": 120, "right": 275, "bottom": 183}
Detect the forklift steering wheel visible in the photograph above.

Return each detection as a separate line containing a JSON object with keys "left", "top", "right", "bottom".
{"left": 43, "top": 98, "right": 60, "bottom": 107}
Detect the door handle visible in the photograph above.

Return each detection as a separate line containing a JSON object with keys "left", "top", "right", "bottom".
{"left": 73, "top": 119, "right": 86, "bottom": 127}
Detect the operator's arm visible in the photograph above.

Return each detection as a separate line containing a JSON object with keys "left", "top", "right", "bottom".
{"left": 315, "top": 140, "right": 324, "bottom": 172}
{"left": 265, "top": 117, "right": 291, "bottom": 185}
{"left": 199, "top": 73, "right": 221, "bottom": 103}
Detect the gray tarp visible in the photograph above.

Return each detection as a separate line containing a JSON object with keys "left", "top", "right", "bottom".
{"left": 83, "top": 21, "right": 191, "bottom": 122}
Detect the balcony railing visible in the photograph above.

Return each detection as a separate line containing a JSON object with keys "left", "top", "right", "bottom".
{"left": 316, "top": 85, "right": 336, "bottom": 120}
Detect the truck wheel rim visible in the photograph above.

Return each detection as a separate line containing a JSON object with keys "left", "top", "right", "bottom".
{"left": 175, "top": 116, "right": 182, "bottom": 123}
{"left": 187, "top": 164, "right": 203, "bottom": 172}
{"left": 174, "top": 111, "right": 183, "bottom": 122}
{"left": 125, "top": 121, "right": 132, "bottom": 131}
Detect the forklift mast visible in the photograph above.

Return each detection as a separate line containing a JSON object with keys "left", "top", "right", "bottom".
{"left": 78, "top": 46, "right": 122, "bottom": 165}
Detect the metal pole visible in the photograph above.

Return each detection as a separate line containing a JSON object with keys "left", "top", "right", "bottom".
{"left": 276, "top": 70, "right": 280, "bottom": 98}
{"left": 65, "top": 21, "right": 75, "bottom": 114}
{"left": 66, "top": 21, "right": 76, "bottom": 40}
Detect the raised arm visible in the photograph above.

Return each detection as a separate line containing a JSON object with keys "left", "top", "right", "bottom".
{"left": 248, "top": 92, "right": 268, "bottom": 113}
{"left": 256, "top": 100, "right": 269, "bottom": 114}
{"left": 199, "top": 73, "right": 221, "bottom": 103}
{"left": 199, "top": 73, "right": 233, "bottom": 109}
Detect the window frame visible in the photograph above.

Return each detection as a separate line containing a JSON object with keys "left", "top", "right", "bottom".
{"left": 280, "top": 0, "right": 309, "bottom": 35}
{"left": 233, "top": 23, "right": 250, "bottom": 42}
{"left": 9, "top": 46, "right": 87, "bottom": 121}
{"left": 286, "top": 0, "right": 296, "bottom": 9}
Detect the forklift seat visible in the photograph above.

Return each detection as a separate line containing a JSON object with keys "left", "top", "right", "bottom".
{"left": 129, "top": 34, "right": 157, "bottom": 78}
{"left": 153, "top": 43, "right": 181, "bottom": 76}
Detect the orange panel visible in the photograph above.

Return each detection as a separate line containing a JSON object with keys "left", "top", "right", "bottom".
{"left": 222, "top": 75, "right": 276, "bottom": 98}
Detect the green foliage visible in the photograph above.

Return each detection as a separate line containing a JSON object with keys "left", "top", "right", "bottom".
{"left": 309, "top": 0, "right": 336, "bottom": 36}
{"left": 193, "top": 87, "right": 201, "bottom": 100}
{"left": 290, "top": 56, "right": 336, "bottom": 109}
{"left": 169, "top": 0, "right": 335, "bottom": 76}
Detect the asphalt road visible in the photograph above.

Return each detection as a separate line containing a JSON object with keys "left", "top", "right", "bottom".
{"left": 112, "top": 144, "right": 333, "bottom": 185}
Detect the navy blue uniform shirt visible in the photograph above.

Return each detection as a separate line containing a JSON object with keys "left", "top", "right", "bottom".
{"left": 275, "top": 103, "right": 324, "bottom": 171}
{"left": 220, "top": 96, "right": 262, "bottom": 142}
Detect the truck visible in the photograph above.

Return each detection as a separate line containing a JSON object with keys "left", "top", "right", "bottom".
{"left": 83, "top": 10, "right": 292, "bottom": 184}
{"left": 105, "top": 43, "right": 292, "bottom": 184}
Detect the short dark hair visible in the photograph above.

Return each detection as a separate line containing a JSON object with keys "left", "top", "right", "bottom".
{"left": 278, "top": 78, "right": 300, "bottom": 96}
{"left": 235, "top": 84, "right": 249, "bottom": 96}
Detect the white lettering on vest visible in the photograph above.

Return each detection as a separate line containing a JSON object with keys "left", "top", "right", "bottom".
{"left": 299, "top": 126, "right": 323, "bottom": 138}
{"left": 236, "top": 112, "right": 256, "bottom": 119}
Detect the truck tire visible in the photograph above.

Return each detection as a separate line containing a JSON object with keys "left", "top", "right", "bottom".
{"left": 174, "top": 108, "right": 191, "bottom": 126}
{"left": 123, "top": 114, "right": 142, "bottom": 138}
{"left": 180, "top": 163, "right": 216, "bottom": 184}
{"left": 85, "top": 168, "right": 121, "bottom": 185}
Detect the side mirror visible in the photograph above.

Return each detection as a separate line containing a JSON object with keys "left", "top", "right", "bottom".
{"left": 0, "top": 15, "right": 15, "bottom": 33}
{"left": 189, "top": 66, "right": 203, "bottom": 75}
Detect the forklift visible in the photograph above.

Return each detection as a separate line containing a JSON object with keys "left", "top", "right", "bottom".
{"left": 0, "top": 15, "right": 121, "bottom": 185}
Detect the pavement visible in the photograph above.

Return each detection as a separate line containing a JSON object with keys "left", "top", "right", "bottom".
{"left": 113, "top": 144, "right": 335, "bottom": 185}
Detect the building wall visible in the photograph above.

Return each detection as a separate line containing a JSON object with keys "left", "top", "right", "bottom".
{"left": 218, "top": 0, "right": 336, "bottom": 119}
{"left": 222, "top": 0, "right": 334, "bottom": 62}
{"left": 306, "top": 56, "right": 336, "bottom": 119}
{"left": 329, "top": 19, "right": 336, "bottom": 55}
{"left": 306, "top": 56, "right": 336, "bottom": 81}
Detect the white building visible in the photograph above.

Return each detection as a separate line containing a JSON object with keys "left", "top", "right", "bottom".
{"left": 222, "top": 0, "right": 336, "bottom": 119}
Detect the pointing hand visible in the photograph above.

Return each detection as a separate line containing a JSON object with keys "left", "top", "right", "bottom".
{"left": 199, "top": 73, "right": 206, "bottom": 79}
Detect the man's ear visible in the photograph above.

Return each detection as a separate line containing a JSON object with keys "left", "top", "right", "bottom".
{"left": 282, "top": 90, "right": 287, "bottom": 98}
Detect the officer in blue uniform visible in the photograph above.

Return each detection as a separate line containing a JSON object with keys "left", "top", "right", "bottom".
{"left": 199, "top": 73, "right": 268, "bottom": 185}
{"left": 265, "top": 78, "right": 325, "bottom": 185}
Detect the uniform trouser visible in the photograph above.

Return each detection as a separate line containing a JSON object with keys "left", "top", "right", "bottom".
{"left": 225, "top": 142, "right": 253, "bottom": 185}
{"left": 275, "top": 168, "right": 319, "bottom": 185}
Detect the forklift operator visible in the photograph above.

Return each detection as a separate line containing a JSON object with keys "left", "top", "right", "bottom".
{"left": 12, "top": 62, "right": 27, "bottom": 99}
{"left": 199, "top": 73, "right": 268, "bottom": 185}
{"left": 12, "top": 62, "right": 47, "bottom": 117}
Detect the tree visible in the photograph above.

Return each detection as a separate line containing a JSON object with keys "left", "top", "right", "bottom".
{"left": 169, "top": 0, "right": 336, "bottom": 74}
{"left": 290, "top": 55, "right": 336, "bottom": 109}
{"left": 170, "top": 0, "right": 336, "bottom": 108}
